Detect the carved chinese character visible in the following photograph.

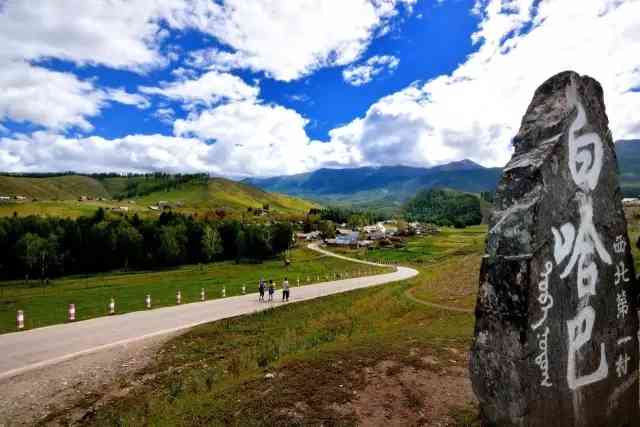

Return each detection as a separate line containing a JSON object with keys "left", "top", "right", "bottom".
{"left": 614, "top": 261, "right": 630, "bottom": 286}
{"left": 567, "top": 306, "right": 608, "bottom": 390}
{"left": 617, "top": 291, "right": 629, "bottom": 320}
{"left": 613, "top": 235, "right": 627, "bottom": 254}
{"left": 552, "top": 194, "right": 612, "bottom": 299}
{"left": 616, "top": 353, "right": 631, "bottom": 378}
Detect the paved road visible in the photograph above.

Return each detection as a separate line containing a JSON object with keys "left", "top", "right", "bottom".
{"left": 0, "top": 244, "right": 418, "bottom": 381}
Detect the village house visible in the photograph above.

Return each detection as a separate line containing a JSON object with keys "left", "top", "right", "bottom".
{"left": 297, "top": 231, "right": 321, "bottom": 241}
{"left": 327, "top": 231, "right": 360, "bottom": 246}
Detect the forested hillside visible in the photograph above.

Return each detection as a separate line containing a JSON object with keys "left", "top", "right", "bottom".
{"left": 404, "top": 188, "right": 482, "bottom": 227}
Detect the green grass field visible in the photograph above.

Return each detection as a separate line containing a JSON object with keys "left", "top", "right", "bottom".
{"left": 75, "top": 227, "right": 484, "bottom": 427}
{"left": 330, "top": 225, "right": 486, "bottom": 265}
{"left": 0, "top": 247, "right": 389, "bottom": 334}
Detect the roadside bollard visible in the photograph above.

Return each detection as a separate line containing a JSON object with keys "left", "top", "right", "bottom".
{"left": 307, "top": 276, "right": 310, "bottom": 283}
{"left": 17, "top": 310, "right": 24, "bottom": 330}
{"left": 176, "top": 290, "right": 182, "bottom": 304}
{"left": 109, "top": 298, "right": 115, "bottom": 315}
{"left": 297, "top": 278, "right": 300, "bottom": 287}
{"left": 68, "top": 303, "right": 76, "bottom": 321}
{"left": 201, "top": 288, "right": 205, "bottom": 301}
{"left": 222, "top": 287, "right": 226, "bottom": 297}
{"left": 146, "top": 294, "right": 151, "bottom": 309}
{"left": 242, "top": 285, "right": 246, "bottom": 294}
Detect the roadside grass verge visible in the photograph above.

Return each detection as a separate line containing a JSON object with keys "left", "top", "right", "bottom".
{"left": 0, "top": 247, "right": 388, "bottom": 334}
{"left": 78, "top": 230, "right": 483, "bottom": 426}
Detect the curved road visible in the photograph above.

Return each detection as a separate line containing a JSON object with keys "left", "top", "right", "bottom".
{"left": 0, "top": 243, "right": 418, "bottom": 381}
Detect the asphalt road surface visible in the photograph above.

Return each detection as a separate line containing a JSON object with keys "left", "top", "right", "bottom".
{"left": 0, "top": 243, "right": 418, "bottom": 380}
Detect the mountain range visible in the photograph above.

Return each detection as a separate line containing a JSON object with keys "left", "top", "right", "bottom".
{"left": 245, "top": 140, "right": 640, "bottom": 211}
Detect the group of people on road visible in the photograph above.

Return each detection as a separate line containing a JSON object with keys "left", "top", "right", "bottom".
{"left": 258, "top": 277, "right": 290, "bottom": 302}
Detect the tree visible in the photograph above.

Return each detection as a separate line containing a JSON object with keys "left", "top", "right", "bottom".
{"left": 237, "top": 225, "right": 272, "bottom": 262}
{"left": 271, "top": 222, "right": 294, "bottom": 254}
{"left": 201, "top": 225, "right": 223, "bottom": 262}
{"left": 318, "top": 220, "right": 336, "bottom": 239}
{"left": 158, "top": 225, "right": 187, "bottom": 266}
{"left": 347, "top": 214, "right": 367, "bottom": 229}
{"left": 16, "top": 233, "right": 50, "bottom": 283}
{"left": 114, "top": 222, "right": 143, "bottom": 270}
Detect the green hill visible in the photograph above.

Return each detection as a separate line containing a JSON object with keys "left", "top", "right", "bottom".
{"left": 404, "top": 188, "right": 483, "bottom": 227}
{"left": 0, "top": 175, "right": 110, "bottom": 200}
{"left": 0, "top": 174, "right": 317, "bottom": 217}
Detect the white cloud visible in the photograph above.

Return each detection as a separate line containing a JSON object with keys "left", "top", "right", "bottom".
{"left": 140, "top": 71, "right": 258, "bottom": 109}
{"left": 0, "top": 0, "right": 195, "bottom": 130}
{"left": 0, "top": 122, "right": 356, "bottom": 177}
{"left": 343, "top": 55, "right": 400, "bottom": 86}
{"left": 177, "top": 0, "right": 415, "bottom": 81}
{"left": 173, "top": 100, "right": 358, "bottom": 176}
{"left": 2, "top": 0, "right": 639, "bottom": 177}
{"left": 0, "top": 132, "right": 212, "bottom": 174}
{"left": 0, "top": 61, "right": 103, "bottom": 131}
{"left": 104, "top": 88, "right": 151, "bottom": 109}
{"left": 327, "top": 0, "right": 640, "bottom": 168}
{"left": 0, "top": 61, "right": 154, "bottom": 131}
{"left": 0, "top": 0, "right": 188, "bottom": 70}
{"left": 154, "top": 107, "right": 176, "bottom": 125}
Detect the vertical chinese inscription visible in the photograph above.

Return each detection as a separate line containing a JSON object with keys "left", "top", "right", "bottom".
{"left": 553, "top": 83, "right": 611, "bottom": 390}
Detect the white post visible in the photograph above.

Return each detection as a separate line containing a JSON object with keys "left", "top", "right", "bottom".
{"left": 176, "top": 290, "right": 182, "bottom": 304}
{"left": 68, "top": 303, "right": 76, "bottom": 321}
{"left": 200, "top": 288, "right": 205, "bottom": 301}
{"left": 109, "top": 298, "right": 115, "bottom": 315}
{"left": 307, "top": 276, "right": 310, "bottom": 283}
{"left": 146, "top": 294, "right": 151, "bottom": 309}
{"left": 242, "top": 285, "right": 246, "bottom": 294}
{"left": 297, "top": 278, "right": 300, "bottom": 287}
{"left": 222, "top": 287, "right": 226, "bottom": 297}
{"left": 16, "top": 310, "right": 24, "bottom": 330}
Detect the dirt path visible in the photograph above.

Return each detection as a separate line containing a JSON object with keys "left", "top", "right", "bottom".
{"left": 0, "top": 334, "right": 174, "bottom": 426}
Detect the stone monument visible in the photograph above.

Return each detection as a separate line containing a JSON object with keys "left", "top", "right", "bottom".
{"left": 470, "top": 71, "right": 639, "bottom": 426}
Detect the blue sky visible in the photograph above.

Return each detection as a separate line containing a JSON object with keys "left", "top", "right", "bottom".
{"left": 0, "top": 0, "right": 639, "bottom": 177}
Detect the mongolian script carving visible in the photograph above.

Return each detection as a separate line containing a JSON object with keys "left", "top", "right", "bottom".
{"left": 535, "top": 326, "right": 553, "bottom": 387}
{"left": 532, "top": 261, "right": 554, "bottom": 331}
{"left": 532, "top": 261, "right": 554, "bottom": 387}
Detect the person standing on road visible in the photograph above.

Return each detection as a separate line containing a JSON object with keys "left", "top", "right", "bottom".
{"left": 282, "top": 277, "right": 290, "bottom": 302}
{"left": 258, "top": 278, "right": 266, "bottom": 302}
{"left": 268, "top": 280, "right": 275, "bottom": 302}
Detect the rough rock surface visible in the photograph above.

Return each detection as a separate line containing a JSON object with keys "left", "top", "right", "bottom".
{"left": 470, "top": 71, "right": 639, "bottom": 426}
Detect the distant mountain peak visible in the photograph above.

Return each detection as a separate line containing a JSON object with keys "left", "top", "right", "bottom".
{"left": 430, "top": 159, "right": 484, "bottom": 171}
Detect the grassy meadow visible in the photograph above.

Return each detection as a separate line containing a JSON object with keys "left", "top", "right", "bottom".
{"left": 0, "top": 175, "right": 317, "bottom": 219}
{"left": 72, "top": 227, "right": 485, "bottom": 427}
{"left": 0, "top": 247, "right": 388, "bottom": 334}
